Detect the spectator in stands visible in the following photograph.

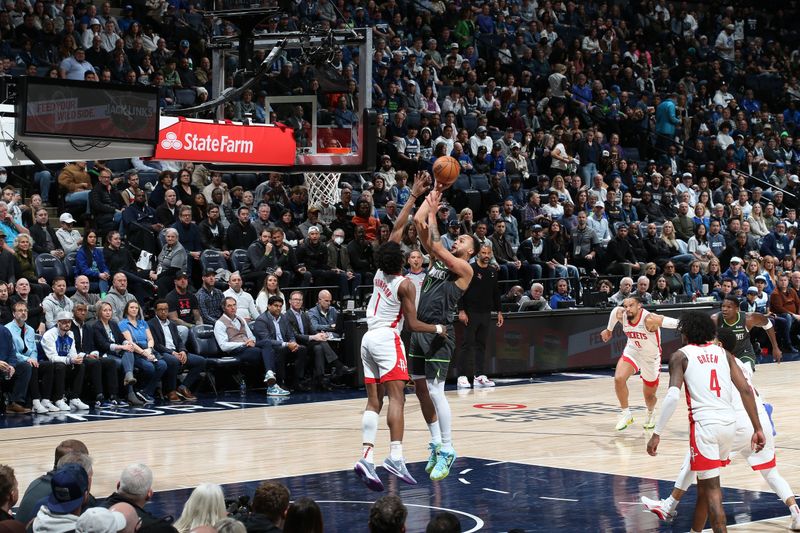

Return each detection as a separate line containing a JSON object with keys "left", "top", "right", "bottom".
{"left": 11, "top": 277, "right": 44, "bottom": 334}
{"left": 285, "top": 291, "right": 352, "bottom": 391}
{"left": 101, "top": 464, "right": 160, "bottom": 528}
{"left": 152, "top": 228, "right": 187, "bottom": 296}
{"left": 0, "top": 318, "right": 32, "bottom": 414}
{"left": 147, "top": 300, "right": 205, "bottom": 402}
{"left": 549, "top": 278, "right": 572, "bottom": 309}
{"left": 43, "top": 277, "right": 75, "bottom": 331}
{"left": 722, "top": 256, "right": 750, "bottom": 294}
{"left": 347, "top": 225, "right": 375, "bottom": 290}
{"left": 252, "top": 295, "right": 306, "bottom": 394}
{"left": 55, "top": 213, "right": 82, "bottom": 255}
{"left": 632, "top": 276, "right": 654, "bottom": 305}
{"left": 214, "top": 296, "right": 276, "bottom": 390}
{"left": 155, "top": 189, "right": 179, "bottom": 226}
{"left": 119, "top": 300, "right": 166, "bottom": 404}
{"left": 241, "top": 482, "right": 290, "bottom": 533}
{"left": 91, "top": 301, "right": 138, "bottom": 406}
{"left": 368, "top": 495, "right": 406, "bottom": 533}
{"left": 255, "top": 274, "right": 285, "bottom": 316}
{"left": 224, "top": 272, "right": 259, "bottom": 323}
{"left": 609, "top": 277, "right": 634, "bottom": 306}
{"left": 58, "top": 161, "right": 92, "bottom": 215}
{"left": 226, "top": 206, "right": 256, "bottom": 252}
{"left": 123, "top": 189, "right": 162, "bottom": 256}
{"left": 32, "top": 464, "right": 90, "bottom": 533}
{"left": 770, "top": 273, "right": 800, "bottom": 349}
{"left": 307, "top": 290, "right": 340, "bottom": 336}
{"left": 297, "top": 227, "right": 349, "bottom": 300}
{"left": 165, "top": 271, "right": 202, "bottom": 328}
{"left": 7, "top": 300, "right": 56, "bottom": 413}
{"left": 30, "top": 208, "right": 64, "bottom": 260}
{"left": 59, "top": 47, "right": 94, "bottom": 80}
{"left": 606, "top": 224, "right": 642, "bottom": 277}
{"left": 75, "top": 230, "right": 111, "bottom": 295}
{"left": 196, "top": 269, "right": 225, "bottom": 325}
{"left": 40, "top": 310, "right": 89, "bottom": 411}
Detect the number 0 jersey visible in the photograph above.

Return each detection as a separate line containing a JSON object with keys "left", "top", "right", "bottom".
{"left": 622, "top": 309, "right": 661, "bottom": 359}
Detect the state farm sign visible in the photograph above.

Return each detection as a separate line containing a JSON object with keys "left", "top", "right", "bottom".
{"left": 155, "top": 116, "right": 296, "bottom": 165}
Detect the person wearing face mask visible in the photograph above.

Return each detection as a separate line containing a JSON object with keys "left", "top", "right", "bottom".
{"left": 327, "top": 229, "right": 361, "bottom": 299}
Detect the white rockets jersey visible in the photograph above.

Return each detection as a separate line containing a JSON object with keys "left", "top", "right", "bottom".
{"left": 366, "top": 270, "right": 406, "bottom": 331}
{"left": 622, "top": 309, "right": 662, "bottom": 358}
{"left": 681, "top": 343, "right": 736, "bottom": 424}
{"left": 731, "top": 357, "right": 767, "bottom": 418}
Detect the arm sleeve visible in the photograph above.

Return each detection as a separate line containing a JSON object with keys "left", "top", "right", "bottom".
{"left": 654, "top": 386, "right": 681, "bottom": 435}
{"left": 606, "top": 307, "right": 622, "bottom": 330}
{"left": 661, "top": 316, "right": 680, "bottom": 329}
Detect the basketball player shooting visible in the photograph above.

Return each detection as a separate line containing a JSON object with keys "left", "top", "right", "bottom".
{"left": 354, "top": 173, "right": 447, "bottom": 492}
{"left": 409, "top": 186, "right": 477, "bottom": 481}
{"left": 646, "top": 311, "right": 765, "bottom": 533}
{"left": 641, "top": 327, "right": 800, "bottom": 531}
{"left": 600, "top": 297, "right": 680, "bottom": 431}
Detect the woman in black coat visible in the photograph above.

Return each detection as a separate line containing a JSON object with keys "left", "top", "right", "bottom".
{"left": 93, "top": 301, "right": 141, "bottom": 406}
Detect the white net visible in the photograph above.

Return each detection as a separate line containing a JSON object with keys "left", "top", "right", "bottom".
{"left": 304, "top": 172, "right": 341, "bottom": 208}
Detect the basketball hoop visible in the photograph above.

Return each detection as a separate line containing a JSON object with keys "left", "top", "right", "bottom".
{"left": 304, "top": 171, "right": 341, "bottom": 208}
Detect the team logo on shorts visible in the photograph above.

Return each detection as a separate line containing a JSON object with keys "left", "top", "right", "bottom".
{"left": 398, "top": 359, "right": 407, "bottom": 372}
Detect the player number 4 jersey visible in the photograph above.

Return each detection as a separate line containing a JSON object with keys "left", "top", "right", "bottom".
{"left": 681, "top": 343, "right": 736, "bottom": 424}
{"left": 366, "top": 270, "right": 406, "bottom": 331}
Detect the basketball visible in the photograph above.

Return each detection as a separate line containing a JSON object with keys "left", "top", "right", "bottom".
{"left": 432, "top": 156, "right": 461, "bottom": 189}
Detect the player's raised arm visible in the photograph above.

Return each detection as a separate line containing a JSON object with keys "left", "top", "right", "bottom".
{"left": 389, "top": 171, "right": 430, "bottom": 244}
{"left": 746, "top": 312, "right": 781, "bottom": 363}
{"left": 726, "top": 348, "right": 766, "bottom": 452}
{"left": 601, "top": 306, "right": 624, "bottom": 342}
{"left": 422, "top": 190, "right": 473, "bottom": 285}
{"left": 647, "top": 350, "right": 687, "bottom": 456}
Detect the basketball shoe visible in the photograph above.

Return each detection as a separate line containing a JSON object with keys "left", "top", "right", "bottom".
{"left": 643, "top": 410, "right": 656, "bottom": 430}
{"left": 382, "top": 457, "right": 417, "bottom": 485}
{"left": 615, "top": 410, "right": 634, "bottom": 431}
{"left": 430, "top": 449, "right": 457, "bottom": 481}
{"left": 640, "top": 496, "right": 677, "bottom": 522}
{"left": 456, "top": 376, "right": 471, "bottom": 389}
{"left": 474, "top": 375, "right": 495, "bottom": 388}
{"left": 425, "top": 442, "right": 441, "bottom": 474}
{"left": 354, "top": 458, "right": 384, "bottom": 492}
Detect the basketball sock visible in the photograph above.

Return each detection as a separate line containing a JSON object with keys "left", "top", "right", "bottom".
{"left": 362, "top": 410, "right": 379, "bottom": 463}
{"left": 362, "top": 445, "right": 374, "bottom": 463}
{"left": 663, "top": 495, "right": 677, "bottom": 513}
{"left": 390, "top": 441, "right": 403, "bottom": 461}
{"left": 428, "top": 422, "right": 442, "bottom": 445}
{"left": 761, "top": 468, "right": 794, "bottom": 503}
{"left": 790, "top": 503, "right": 800, "bottom": 517}
{"left": 427, "top": 378, "right": 453, "bottom": 453}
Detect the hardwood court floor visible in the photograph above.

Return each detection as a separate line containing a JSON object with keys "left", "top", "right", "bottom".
{"left": 4, "top": 362, "right": 800, "bottom": 532}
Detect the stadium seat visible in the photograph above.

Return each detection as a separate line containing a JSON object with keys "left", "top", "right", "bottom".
{"left": 229, "top": 249, "right": 248, "bottom": 274}
{"left": 454, "top": 174, "right": 471, "bottom": 191}
{"left": 470, "top": 174, "right": 490, "bottom": 191}
{"left": 175, "top": 89, "right": 197, "bottom": 108}
{"left": 188, "top": 325, "right": 240, "bottom": 395}
{"left": 35, "top": 253, "right": 67, "bottom": 285}
{"left": 406, "top": 111, "right": 421, "bottom": 130}
{"left": 200, "top": 249, "right": 227, "bottom": 273}
{"left": 463, "top": 114, "right": 478, "bottom": 134}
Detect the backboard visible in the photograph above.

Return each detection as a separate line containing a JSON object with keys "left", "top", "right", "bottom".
{"left": 209, "top": 26, "right": 375, "bottom": 173}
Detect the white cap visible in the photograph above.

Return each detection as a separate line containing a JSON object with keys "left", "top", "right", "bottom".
{"left": 76, "top": 508, "right": 126, "bottom": 533}
{"left": 59, "top": 213, "right": 76, "bottom": 224}
{"left": 730, "top": 256, "right": 742, "bottom": 264}
{"left": 791, "top": 174, "right": 800, "bottom": 183}
{"left": 55, "top": 310, "right": 74, "bottom": 322}
{"left": 90, "top": 18, "right": 101, "bottom": 25}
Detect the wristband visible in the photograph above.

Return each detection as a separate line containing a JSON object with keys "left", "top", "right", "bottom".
{"left": 435, "top": 325, "right": 443, "bottom": 334}
{"left": 762, "top": 319, "right": 773, "bottom": 330}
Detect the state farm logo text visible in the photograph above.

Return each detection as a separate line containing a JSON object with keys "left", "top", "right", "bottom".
{"left": 160, "top": 131, "right": 254, "bottom": 154}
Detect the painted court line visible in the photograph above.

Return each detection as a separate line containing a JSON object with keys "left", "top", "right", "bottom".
{"left": 483, "top": 488, "right": 510, "bottom": 495}
{"left": 540, "top": 496, "right": 579, "bottom": 502}
{"left": 458, "top": 478, "right": 470, "bottom": 485}
{"left": 460, "top": 468, "right": 472, "bottom": 475}
{"left": 484, "top": 461, "right": 506, "bottom": 466}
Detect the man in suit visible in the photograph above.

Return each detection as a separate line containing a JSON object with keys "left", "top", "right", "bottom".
{"left": 214, "top": 297, "right": 282, "bottom": 395}
{"left": 252, "top": 296, "right": 309, "bottom": 393}
{"left": 70, "top": 303, "right": 118, "bottom": 408}
{"left": 284, "top": 291, "right": 354, "bottom": 391}
{"left": 148, "top": 299, "right": 206, "bottom": 401}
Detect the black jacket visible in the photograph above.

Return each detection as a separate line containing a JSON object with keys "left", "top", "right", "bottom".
{"left": 226, "top": 220, "right": 257, "bottom": 251}
{"left": 198, "top": 219, "right": 226, "bottom": 251}
{"left": 70, "top": 321, "right": 93, "bottom": 353}
{"left": 30, "top": 224, "right": 62, "bottom": 255}
{"left": 606, "top": 236, "right": 638, "bottom": 264}
{"left": 240, "top": 513, "right": 281, "bottom": 533}
{"left": 90, "top": 183, "right": 121, "bottom": 227}
{"left": 284, "top": 308, "right": 315, "bottom": 343}
{"left": 103, "top": 245, "right": 138, "bottom": 274}
{"left": 100, "top": 493, "right": 162, "bottom": 529}
{"left": 243, "top": 241, "right": 277, "bottom": 275}
{"left": 91, "top": 319, "right": 127, "bottom": 355}
{"left": 146, "top": 317, "right": 186, "bottom": 353}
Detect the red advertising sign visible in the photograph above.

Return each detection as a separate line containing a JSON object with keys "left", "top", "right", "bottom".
{"left": 154, "top": 117, "right": 296, "bottom": 165}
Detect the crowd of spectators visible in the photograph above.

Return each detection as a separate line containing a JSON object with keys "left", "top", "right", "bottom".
{"left": 0, "top": 439, "right": 478, "bottom": 533}
{"left": 2, "top": 0, "right": 800, "bottom": 395}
